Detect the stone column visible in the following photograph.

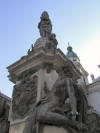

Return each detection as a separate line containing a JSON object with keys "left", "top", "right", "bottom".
{"left": 36, "top": 68, "right": 45, "bottom": 103}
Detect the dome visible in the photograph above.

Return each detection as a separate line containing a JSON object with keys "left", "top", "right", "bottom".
{"left": 66, "top": 46, "right": 79, "bottom": 60}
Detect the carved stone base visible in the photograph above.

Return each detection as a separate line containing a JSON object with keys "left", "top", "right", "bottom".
{"left": 43, "top": 125, "right": 68, "bottom": 133}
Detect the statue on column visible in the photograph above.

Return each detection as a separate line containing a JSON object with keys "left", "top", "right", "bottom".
{"left": 38, "top": 11, "right": 52, "bottom": 38}
{"left": 37, "top": 11, "right": 58, "bottom": 50}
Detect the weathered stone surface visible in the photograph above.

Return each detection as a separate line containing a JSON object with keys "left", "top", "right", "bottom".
{"left": 0, "top": 96, "right": 10, "bottom": 133}
{"left": 7, "top": 47, "right": 81, "bottom": 84}
{"left": 12, "top": 75, "right": 38, "bottom": 120}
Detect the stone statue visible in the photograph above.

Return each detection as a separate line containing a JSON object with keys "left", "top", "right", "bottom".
{"left": 0, "top": 97, "right": 10, "bottom": 133}
{"left": 27, "top": 44, "right": 34, "bottom": 55}
{"left": 23, "top": 66, "right": 88, "bottom": 133}
{"left": 35, "top": 11, "right": 58, "bottom": 51}
{"left": 38, "top": 11, "right": 52, "bottom": 38}
{"left": 23, "top": 65, "right": 100, "bottom": 133}
{"left": 28, "top": 49, "right": 31, "bottom": 55}
{"left": 49, "top": 33, "right": 58, "bottom": 49}
{"left": 31, "top": 44, "right": 34, "bottom": 51}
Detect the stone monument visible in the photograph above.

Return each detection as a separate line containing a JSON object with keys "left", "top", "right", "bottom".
{"left": 7, "top": 11, "right": 100, "bottom": 133}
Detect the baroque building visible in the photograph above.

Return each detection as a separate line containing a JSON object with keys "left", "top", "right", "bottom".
{"left": 66, "top": 44, "right": 89, "bottom": 86}
{"left": 87, "top": 73, "right": 100, "bottom": 113}
{"left": 66, "top": 44, "right": 100, "bottom": 114}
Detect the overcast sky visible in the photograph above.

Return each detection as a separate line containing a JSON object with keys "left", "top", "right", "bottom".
{"left": 0, "top": 0, "right": 100, "bottom": 97}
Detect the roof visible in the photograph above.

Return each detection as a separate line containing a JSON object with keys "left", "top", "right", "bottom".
{"left": 92, "top": 76, "right": 100, "bottom": 83}
{"left": 0, "top": 92, "right": 11, "bottom": 104}
{"left": 66, "top": 46, "right": 79, "bottom": 59}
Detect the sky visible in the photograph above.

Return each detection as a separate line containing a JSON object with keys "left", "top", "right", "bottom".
{"left": 0, "top": 0, "right": 100, "bottom": 97}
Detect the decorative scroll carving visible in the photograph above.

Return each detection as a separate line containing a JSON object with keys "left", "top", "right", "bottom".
{"left": 0, "top": 97, "right": 10, "bottom": 133}
{"left": 12, "top": 75, "right": 38, "bottom": 120}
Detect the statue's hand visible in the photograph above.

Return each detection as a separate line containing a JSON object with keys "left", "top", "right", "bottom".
{"left": 71, "top": 111, "right": 78, "bottom": 120}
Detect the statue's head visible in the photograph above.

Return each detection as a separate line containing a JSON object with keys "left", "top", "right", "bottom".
{"left": 41, "top": 11, "right": 49, "bottom": 20}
